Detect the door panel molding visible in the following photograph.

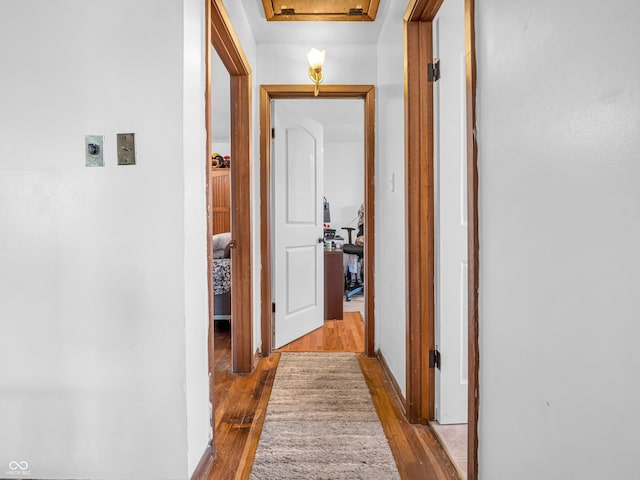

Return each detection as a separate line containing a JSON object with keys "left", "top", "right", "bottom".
{"left": 404, "top": 0, "right": 478, "bottom": 479}
{"left": 260, "top": 85, "right": 376, "bottom": 357}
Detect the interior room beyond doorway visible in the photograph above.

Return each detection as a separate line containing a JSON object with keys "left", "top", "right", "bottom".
{"left": 270, "top": 98, "right": 365, "bottom": 353}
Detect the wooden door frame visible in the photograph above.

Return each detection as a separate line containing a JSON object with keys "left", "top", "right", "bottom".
{"left": 404, "top": 0, "right": 479, "bottom": 479}
{"left": 206, "top": 0, "right": 253, "bottom": 377}
{"left": 197, "top": 2, "right": 252, "bottom": 475}
{"left": 259, "top": 85, "right": 376, "bottom": 358}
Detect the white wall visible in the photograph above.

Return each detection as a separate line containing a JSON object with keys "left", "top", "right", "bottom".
{"left": 375, "top": 1, "right": 408, "bottom": 395}
{"left": 211, "top": 142, "right": 231, "bottom": 157}
{"left": 257, "top": 42, "right": 377, "bottom": 85}
{"left": 0, "top": 1, "right": 206, "bottom": 478}
{"left": 476, "top": 0, "right": 640, "bottom": 478}
{"left": 183, "top": 0, "right": 209, "bottom": 475}
{"left": 324, "top": 141, "right": 364, "bottom": 237}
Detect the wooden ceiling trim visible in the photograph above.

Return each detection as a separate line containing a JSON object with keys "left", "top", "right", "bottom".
{"left": 261, "top": 0, "right": 276, "bottom": 20}
{"left": 262, "top": 0, "right": 380, "bottom": 22}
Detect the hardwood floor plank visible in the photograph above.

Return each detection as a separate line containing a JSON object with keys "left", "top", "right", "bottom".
{"left": 234, "top": 353, "right": 281, "bottom": 479}
{"left": 274, "top": 311, "right": 365, "bottom": 353}
{"left": 208, "top": 322, "right": 279, "bottom": 479}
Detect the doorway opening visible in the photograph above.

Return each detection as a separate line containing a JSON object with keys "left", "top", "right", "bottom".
{"left": 194, "top": 0, "right": 252, "bottom": 475}
{"left": 259, "top": 85, "right": 376, "bottom": 358}
{"left": 269, "top": 98, "right": 366, "bottom": 353}
{"left": 208, "top": 23, "right": 237, "bottom": 449}
{"left": 205, "top": 0, "right": 253, "bottom": 379}
{"left": 404, "top": 0, "right": 478, "bottom": 479}
{"left": 429, "top": 0, "right": 469, "bottom": 476}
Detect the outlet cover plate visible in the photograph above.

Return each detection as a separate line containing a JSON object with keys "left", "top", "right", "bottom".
{"left": 117, "top": 133, "right": 136, "bottom": 165}
{"left": 85, "top": 135, "right": 104, "bottom": 167}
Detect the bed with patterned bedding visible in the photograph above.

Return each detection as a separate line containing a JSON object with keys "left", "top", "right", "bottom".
{"left": 213, "top": 258, "right": 231, "bottom": 295}
{"left": 213, "top": 232, "right": 232, "bottom": 320}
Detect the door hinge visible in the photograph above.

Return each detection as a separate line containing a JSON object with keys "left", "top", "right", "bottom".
{"left": 429, "top": 349, "right": 441, "bottom": 369}
{"left": 349, "top": 7, "right": 364, "bottom": 15}
{"left": 272, "top": 302, "right": 276, "bottom": 313}
{"left": 271, "top": 128, "right": 275, "bottom": 139}
{"left": 428, "top": 60, "right": 441, "bottom": 82}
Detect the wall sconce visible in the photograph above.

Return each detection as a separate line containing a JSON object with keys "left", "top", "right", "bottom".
{"left": 306, "top": 48, "right": 326, "bottom": 97}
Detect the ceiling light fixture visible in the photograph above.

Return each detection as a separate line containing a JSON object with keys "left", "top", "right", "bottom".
{"left": 306, "top": 48, "right": 326, "bottom": 97}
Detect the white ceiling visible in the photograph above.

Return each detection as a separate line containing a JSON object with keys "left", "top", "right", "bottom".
{"left": 211, "top": 1, "right": 381, "bottom": 144}
{"left": 241, "top": 0, "right": 391, "bottom": 44}
{"left": 277, "top": 99, "right": 364, "bottom": 143}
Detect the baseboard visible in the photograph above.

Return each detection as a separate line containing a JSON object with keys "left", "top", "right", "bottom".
{"left": 376, "top": 349, "right": 406, "bottom": 417}
{"left": 191, "top": 444, "right": 215, "bottom": 480}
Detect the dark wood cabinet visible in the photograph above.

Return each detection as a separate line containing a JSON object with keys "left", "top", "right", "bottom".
{"left": 324, "top": 249, "right": 344, "bottom": 320}
{"left": 210, "top": 169, "right": 230, "bottom": 235}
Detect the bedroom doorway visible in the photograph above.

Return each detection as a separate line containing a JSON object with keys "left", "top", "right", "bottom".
{"left": 209, "top": 20, "right": 236, "bottom": 432}
{"left": 259, "top": 85, "right": 376, "bottom": 358}
{"left": 206, "top": 0, "right": 253, "bottom": 379}
{"left": 429, "top": 0, "right": 469, "bottom": 476}
{"left": 269, "top": 98, "right": 366, "bottom": 353}
{"left": 197, "top": 0, "right": 252, "bottom": 471}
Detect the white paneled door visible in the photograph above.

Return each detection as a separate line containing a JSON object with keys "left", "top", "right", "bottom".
{"left": 433, "top": 0, "right": 468, "bottom": 424}
{"left": 273, "top": 102, "right": 325, "bottom": 349}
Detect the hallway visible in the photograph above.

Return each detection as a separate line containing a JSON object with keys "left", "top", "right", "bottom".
{"left": 210, "top": 320, "right": 460, "bottom": 479}
{"left": 3, "top": 0, "right": 639, "bottom": 478}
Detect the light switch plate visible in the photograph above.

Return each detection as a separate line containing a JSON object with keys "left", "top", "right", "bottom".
{"left": 85, "top": 135, "right": 104, "bottom": 167}
{"left": 117, "top": 133, "right": 136, "bottom": 165}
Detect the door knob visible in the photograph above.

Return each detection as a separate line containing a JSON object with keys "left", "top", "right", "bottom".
{"left": 318, "top": 237, "right": 324, "bottom": 243}
{"left": 229, "top": 240, "right": 237, "bottom": 249}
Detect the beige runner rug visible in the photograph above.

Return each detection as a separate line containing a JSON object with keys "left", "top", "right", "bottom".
{"left": 250, "top": 352, "right": 401, "bottom": 480}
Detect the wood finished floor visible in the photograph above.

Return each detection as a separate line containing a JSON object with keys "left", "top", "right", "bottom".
{"left": 208, "top": 319, "right": 460, "bottom": 480}
{"left": 274, "top": 311, "right": 365, "bottom": 353}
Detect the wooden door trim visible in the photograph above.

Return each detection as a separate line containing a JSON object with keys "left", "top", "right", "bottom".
{"left": 404, "top": 18, "right": 435, "bottom": 425}
{"left": 404, "top": 0, "right": 479, "bottom": 479}
{"left": 260, "top": 84, "right": 376, "bottom": 358}
{"left": 206, "top": 0, "right": 253, "bottom": 383}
